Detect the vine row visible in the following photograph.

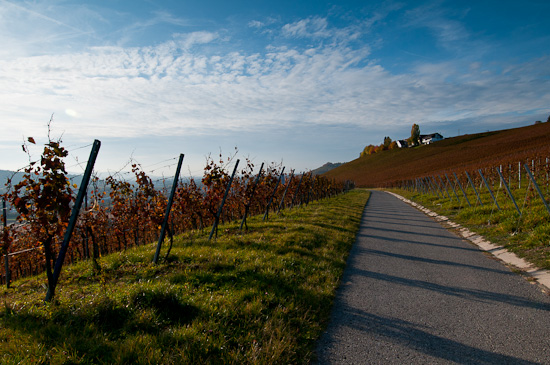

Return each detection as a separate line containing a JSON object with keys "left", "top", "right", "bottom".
{"left": 1, "top": 138, "right": 353, "bottom": 291}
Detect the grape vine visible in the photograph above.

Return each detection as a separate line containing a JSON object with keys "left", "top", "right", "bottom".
{"left": 1, "top": 135, "right": 350, "bottom": 289}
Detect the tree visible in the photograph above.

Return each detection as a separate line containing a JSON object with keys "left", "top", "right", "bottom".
{"left": 383, "top": 136, "right": 392, "bottom": 149}
{"left": 547, "top": 114, "right": 550, "bottom": 123}
{"left": 408, "top": 123, "right": 420, "bottom": 146}
{"left": 361, "top": 144, "right": 377, "bottom": 157}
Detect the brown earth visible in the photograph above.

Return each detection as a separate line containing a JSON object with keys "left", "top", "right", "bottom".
{"left": 324, "top": 122, "right": 550, "bottom": 187}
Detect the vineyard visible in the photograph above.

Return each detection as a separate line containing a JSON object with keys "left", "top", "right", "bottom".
{"left": 321, "top": 122, "right": 550, "bottom": 271}
{"left": 324, "top": 122, "right": 550, "bottom": 187}
{"left": 389, "top": 156, "right": 550, "bottom": 215}
{"left": 1, "top": 136, "right": 351, "bottom": 296}
{"left": 388, "top": 155, "right": 550, "bottom": 270}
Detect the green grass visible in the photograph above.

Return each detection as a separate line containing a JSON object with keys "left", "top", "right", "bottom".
{"left": 0, "top": 189, "right": 370, "bottom": 364}
{"left": 391, "top": 185, "right": 550, "bottom": 271}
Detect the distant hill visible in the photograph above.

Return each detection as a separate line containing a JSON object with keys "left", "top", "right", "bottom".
{"left": 0, "top": 170, "right": 25, "bottom": 194}
{"left": 324, "top": 122, "right": 550, "bottom": 187}
{"left": 311, "top": 162, "right": 344, "bottom": 175}
{"left": 0, "top": 170, "right": 85, "bottom": 194}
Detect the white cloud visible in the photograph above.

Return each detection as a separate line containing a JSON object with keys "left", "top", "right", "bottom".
{"left": 173, "top": 31, "right": 219, "bottom": 50}
{"left": 151, "top": 10, "right": 192, "bottom": 27}
{"left": 1, "top": 5, "right": 549, "bottom": 173}
{"left": 0, "top": 0, "right": 95, "bottom": 59}
{"left": 282, "top": 17, "right": 329, "bottom": 38}
{"left": 404, "top": 3, "right": 470, "bottom": 50}
{"left": 248, "top": 20, "right": 264, "bottom": 28}
{"left": 3, "top": 38, "right": 548, "bottom": 150}
{"left": 65, "top": 109, "right": 81, "bottom": 118}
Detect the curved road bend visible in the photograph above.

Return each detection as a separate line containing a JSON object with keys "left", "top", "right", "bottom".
{"left": 316, "top": 190, "right": 550, "bottom": 364}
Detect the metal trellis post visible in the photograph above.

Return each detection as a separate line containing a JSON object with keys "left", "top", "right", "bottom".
{"left": 153, "top": 154, "right": 184, "bottom": 264}
{"left": 479, "top": 169, "right": 500, "bottom": 210}
{"left": 278, "top": 170, "right": 294, "bottom": 213}
{"left": 2, "top": 198, "right": 10, "bottom": 288}
{"left": 290, "top": 173, "right": 305, "bottom": 209}
{"left": 465, "top": 171, "right": 483, "bottom": 206}
{"left": 445, "top": 173, "right": 460, "bottom": 202}
{"left": 430, "top": 176, "right": 442, "bottom": 198}
{"left": 209, "top": 159, "right": 240, "bottom": 240}
{"left": 496, "top": 167, "right": 520, "bottom": 215}
{"left": 454, "top": 172, "right": 471, "bottom": 207}
{"left": 524, "top": 164, "right": 550, "bottom": 216}
{"left": 46, "top": 139, "right": 101, "bottom": 302}
{"left": 438, "top": 175, "right": 451, "bottom": 200}
{"left": 263, "top": 167, "right": 285, "bottom": 221}
{"left": 240, "top": 162, "right": 264, "bottom": 231}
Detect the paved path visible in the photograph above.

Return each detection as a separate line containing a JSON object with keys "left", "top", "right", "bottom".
{"left": 315, "top": 190, "right": 550, "bottom": 364}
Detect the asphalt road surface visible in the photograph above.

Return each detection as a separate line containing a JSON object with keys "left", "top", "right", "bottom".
{"left": 315, "top": 190, "right": 550, "bottom": 364}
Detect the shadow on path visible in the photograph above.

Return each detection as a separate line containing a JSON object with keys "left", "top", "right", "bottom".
{"left": 355, "top": 246, "right": 513, "bottom": 275}
{"left": 321, "top": 305, "right": 540, "bottom": 365}
{"left": 315, "top": 191, "right": 550, "bottom": 364}
{"left": 351, "top": 267, "right": 550, "bottom": 311}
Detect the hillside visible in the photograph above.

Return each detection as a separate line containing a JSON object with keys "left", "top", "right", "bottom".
{"left": 325, "top": 122, "right": 550, "bottom": 187}
{"left": 311, "top": 162, "right": 344, "bottom": 175}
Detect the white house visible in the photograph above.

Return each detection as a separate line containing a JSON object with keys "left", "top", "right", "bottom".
{"left": 420, "top": 133, "right": 444, "bottom": 145}
{"left": 396, "top": 139, "right": 409, "bottom": 148}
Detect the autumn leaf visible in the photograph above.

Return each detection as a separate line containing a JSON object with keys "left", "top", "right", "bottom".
{"left": 28, "top": 137, "right": 36, "bottom": 144}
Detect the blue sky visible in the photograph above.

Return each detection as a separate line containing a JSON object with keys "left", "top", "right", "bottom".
{"left": 1, "top": 0, "right": 549, "bottom": 177}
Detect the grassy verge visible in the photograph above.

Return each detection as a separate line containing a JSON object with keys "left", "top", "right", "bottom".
{"left": 1, "top": 189, "right": 370, "bottom": 364}
{"left": 390, "top": 187, "right": 550, "bottom": 271}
